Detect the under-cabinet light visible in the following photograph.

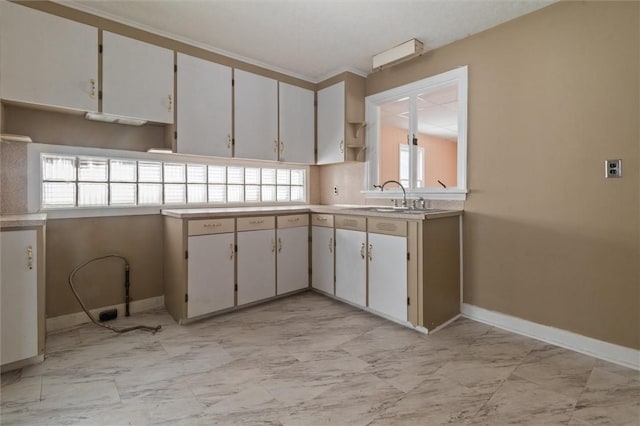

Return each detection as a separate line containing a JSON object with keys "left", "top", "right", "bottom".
{"left": 85, "top": 112, "right": 147, "bottom": 126}
{"left": 146, "top": 148, "right": 173, "bottom": 154}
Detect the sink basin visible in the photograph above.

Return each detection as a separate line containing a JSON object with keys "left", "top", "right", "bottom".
{"left": 349, "top": 207, "right": 447, "bottom": 214}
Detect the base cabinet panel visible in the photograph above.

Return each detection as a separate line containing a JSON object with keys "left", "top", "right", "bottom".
{"left": 237, "top": 229, "right": 276, "bottom": 305}
{"left": 311, "top": 226, "right": 334, "bottom": 295}
{"left": 277, "top": 227, "right": 308, "bottom": 295}
{"left": 368, "top": 233, "right": 408, "bottom": 322}
{"left": 335, "top": 228, "right": 367, "bottom": 307}
{"left": 1, "top": 230, "right": 38, "bottom": 366}
{"left": 187, "top": 233, "right": 235, "bottom": 318}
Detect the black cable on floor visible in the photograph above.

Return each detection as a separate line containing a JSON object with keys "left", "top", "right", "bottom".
{"left": 68, "top": 254, "right": 161, "bottom": 334}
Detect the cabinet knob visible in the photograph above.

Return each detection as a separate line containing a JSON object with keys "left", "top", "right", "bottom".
{"left": 168, "top": 94, "right": 173, "bottom": 112}
{"left": 90, "top": 79, "right": 96, "bottom": 99}
{"left": 27, "top": 246, "right": 33, "bottom": 270}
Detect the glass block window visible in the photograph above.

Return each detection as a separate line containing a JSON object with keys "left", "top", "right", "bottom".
{"left": 41, "top": 153, "right": 307, "bottom": 209}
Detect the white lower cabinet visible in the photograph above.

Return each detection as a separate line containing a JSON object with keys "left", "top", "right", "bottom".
{"left": 187, "top": 232, "right": 235, "bottom": 318}
{"left": 335, "top": 220, "right": 367, "bottom": 307}
{"left": 276, "top": 215, "right": 309, "bottom": 295}
{"left": 1, "top": 229, "right": 39, "bottom": 366}
{"left": 237, "top": 217, "right": 276, "bottom": 305}
{"left": 311, "top": 214, "right": 335, "bottom": 295}
{"left": 367, "top": 232, "right": 408, "bottom": 322}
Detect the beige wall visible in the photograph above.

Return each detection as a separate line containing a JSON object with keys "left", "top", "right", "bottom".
{"left": 46, "top": 215, "right": 163, "bottom": 317}
{"left": 368, "top": 1, "right": 640, "bottom": 349}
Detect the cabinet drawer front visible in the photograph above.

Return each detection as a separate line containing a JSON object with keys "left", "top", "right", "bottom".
{"left": 237, "top": 216, "right": 275, "bottom": 232}
{"left": 277, "top": 214, "right": 309, "bottom": 229}
{"left": 188, "top": 218, "right": 234, "bottom": 236}
{"left": 311, "top": 214, "right": 334, "bottom": 228}
{"left": 367, "top": 218, "right": 407, "bottom": 237}
{"left": 334, "top": 215, "right": 366, "bottom": 232}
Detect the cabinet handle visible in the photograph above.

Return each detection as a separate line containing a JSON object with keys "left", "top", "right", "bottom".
{"left": 227, "top": 134, "right": 232, "bottom": 149}
{"left": 271, "top": 238, "right": 276, "bottom": 253}
{"left": 90, "top": 79, "right": 96, "bottom": 99}
{"left": 273, "top": 140, "right": 278, "bottom": 153}
{"left": 27, "top": 246, "right": 33, "bottom": 270}
{"left": 368, "top": 243, "right": 373, "bottom": 261}
{"left": 168, "top": 94, "right": 173, "bottom": 112}
{"left": 360, "top": 242, "right": 365, "bottom": 260}
{"left": 278, "top": 237, "right": 283, "bottom": 253}
{"left": 287, "top": 217, "right": 300, "bottom": 223}
{"left": 229, "top": 243, "right": 234, "bottom": 260}
{"left": 280, "top": 140, "right": 284, "bottom": 154}
{"left": 316, "top": 217, "right": 328, "bottom": 222}
{"left": 339, "top": 140, "right": 344, "bottom": 154}
{"left": 249, "top": 220, "right": 264, "bottom": 225}
{"left": 329, "top": 237, "right": 333, "bottom": 253}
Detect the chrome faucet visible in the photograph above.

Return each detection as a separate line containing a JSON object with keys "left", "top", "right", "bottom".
{"left": 373, "top": 180, "right": 407, "bottom": 208}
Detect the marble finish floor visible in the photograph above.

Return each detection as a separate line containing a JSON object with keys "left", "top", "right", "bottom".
{"left": 2, "top": 292, "right": 639, "bottom": 425}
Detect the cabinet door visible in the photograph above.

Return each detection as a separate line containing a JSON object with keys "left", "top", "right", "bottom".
{"left": 278, "top": 83, "right": 315, "bottom": 163}
{"left": 368, "top": 233, "right": 408, "bottom": 322}
{"left": 187, "top": 233, "right": 235, "bottom": 318}
{"left": 311, "top": 226, "right": 334, "bottom": 295}
{"left": 0, "top": 1, "right": 98, "bottom": 112}
{"left": 1, "top": 230, "right": 38, "bottom": 365}
{"left": 277, "top": 226, "right": 309, "bottom": 295}
{"left": 177, "top": 53, "right": 232, "bottom": 157}
{"left": 237, "top": 229, "right": 276, "bottom": 305}
{"left": 234, "top": 70, "right": 278, "bottom": 161}
{"left": 335, "top": 228, "right": 366, "bottom": 306}
{"left": 317, "top": 81, "right": 345, "bottom": 164}
{"left": 102, "top": 32, "right": 174, "bottom": 123}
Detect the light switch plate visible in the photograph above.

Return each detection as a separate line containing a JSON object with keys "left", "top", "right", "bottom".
{"left": 605, "top": 159, "right": 622, "bottom": 178}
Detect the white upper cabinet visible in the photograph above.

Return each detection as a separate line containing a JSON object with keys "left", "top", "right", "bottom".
{"left": 102, "top": 32, "right": 174, "bottom": 123}
{"left": 317, "top": 81, "right": 346, "bottom": 164}
{"left": 278, "top": 83, "right": 315, "bottom": 164}
{"left": 234, "top": 69, "right": 278, "bottom": 161}
{"left": 176, "top": 53, "right": 232, "bottom": 157}
{"left": 0, "top": 1, "right": 98, "bottom": 112}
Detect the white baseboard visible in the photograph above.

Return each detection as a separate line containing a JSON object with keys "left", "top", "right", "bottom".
{"left": 461, "top": 303, "right": 640, "bottom": 371}
{"left": 46, "top": 296, "right": 165, "bottom": 333}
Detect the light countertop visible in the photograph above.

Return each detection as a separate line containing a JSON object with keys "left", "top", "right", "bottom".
{"left": 162, "top": 205, "right": 462, "bottom": 220}
{"left": 0, "top": 213, "right": 47, "bottom": 229}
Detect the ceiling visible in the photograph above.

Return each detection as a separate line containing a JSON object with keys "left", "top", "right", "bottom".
{"left": 381, "top": 83, "right": 458, "bottom": 140}
{"left": 58, "top": 0, "right": 555, "bottom": 83}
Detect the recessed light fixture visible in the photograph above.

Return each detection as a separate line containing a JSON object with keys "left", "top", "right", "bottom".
{"left": 85, "top": 112, "right": 147, "bottom": 126}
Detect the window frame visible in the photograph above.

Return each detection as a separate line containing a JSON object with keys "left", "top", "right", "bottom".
{"left": 30, "top": 143, "right": 308, "bottom": 219}
{"left": 364, "top": 66, "right": 468, "bottom": 200}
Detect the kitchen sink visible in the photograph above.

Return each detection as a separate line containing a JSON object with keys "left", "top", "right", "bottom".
{"left": 349, "top": 207, "right": 447, "bottom": 214}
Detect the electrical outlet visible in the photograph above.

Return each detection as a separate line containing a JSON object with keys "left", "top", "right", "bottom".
{"left": 605, "top": 159, "right": 622, "bottom": 178}
{"left": 333, "top": 186, "right": 338, "bottom": 195}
